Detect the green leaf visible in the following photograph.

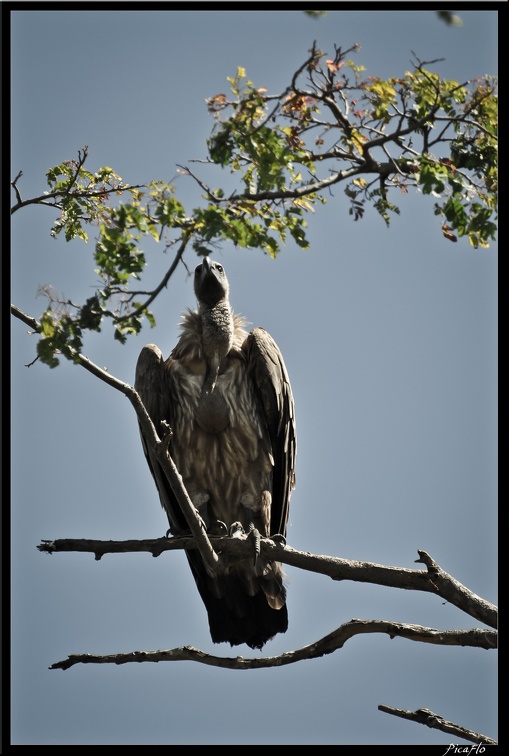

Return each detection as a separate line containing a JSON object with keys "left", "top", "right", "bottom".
{"left": 154, "top": 196, "right": 186, "bottom": 227}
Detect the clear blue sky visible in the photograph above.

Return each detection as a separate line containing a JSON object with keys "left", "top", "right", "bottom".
{"left": 10, "top": 8, "right": 497, "bottom": 746}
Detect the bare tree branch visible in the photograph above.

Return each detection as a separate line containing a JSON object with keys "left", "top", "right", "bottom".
{"left": 48, "top": 619, "right": 496, "bottom": 671}
{"left": 37, "top": 535, "right": 497, "bottom": 629}
{"left": 11, "top": 304, "right": 221, "bottom": 575}
{"left": 378, "top": 705, "right": 497, "bottom": 746}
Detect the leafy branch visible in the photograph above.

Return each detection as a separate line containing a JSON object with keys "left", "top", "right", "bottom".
{"left": 11, "top": 43, "right": 497, "bottom": 368}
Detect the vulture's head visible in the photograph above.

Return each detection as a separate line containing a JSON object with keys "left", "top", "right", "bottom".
{"left": 194, "top": 257, "right": 230, "bottom": 307}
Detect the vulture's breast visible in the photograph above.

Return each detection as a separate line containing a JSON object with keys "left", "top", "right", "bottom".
{"left": 196, "top": 389, "right": 230, "bottom": 434}
{"left": 169, "top": 356, "right": 271, "bottom": 521}
{"left": 171, "top": 354, "right": 261, "bottom": 439}
{"left": 170, "top": 355, "right": 268, "bottom": 458}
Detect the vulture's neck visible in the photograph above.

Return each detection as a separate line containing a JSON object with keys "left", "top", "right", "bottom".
{"left": 199, "top": 299, "right": 234, "bottom": 393}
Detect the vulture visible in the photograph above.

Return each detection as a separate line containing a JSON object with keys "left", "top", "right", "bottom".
{"left": 135, "top": 257, "right": 296, "bottom": 649}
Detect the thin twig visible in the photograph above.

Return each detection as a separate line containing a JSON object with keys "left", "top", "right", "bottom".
{"left": 176, "top": 164, "right": 219, "bottom": 202}
{"left": 113, "top": 233, "right": 190, "bottom": 322}
{"left": 11, "top": 170, "right": 24, "bottom": 204}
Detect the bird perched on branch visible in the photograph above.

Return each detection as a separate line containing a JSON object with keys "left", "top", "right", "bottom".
{"left": 135, "top": 257, "right": 296, "bottom": 649}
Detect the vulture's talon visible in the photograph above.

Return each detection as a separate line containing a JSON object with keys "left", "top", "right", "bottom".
{"left": 248, "top": 524, "right": 261, "bottom": 565}
{"left": 208, "top": 520, "right": 228, "bottom": 536}
{"left": 229, "top": 521, "right": 245, "bottom": 537}
{"left": 271, "top": 533, "right": 286, "bottom": 547}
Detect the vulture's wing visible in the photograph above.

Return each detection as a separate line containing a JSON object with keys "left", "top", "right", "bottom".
{"left": 244, "top": 327, "right": 296, "bottom": 538}
{"left": 134, "top": 344, "right": 187, "bottom": 533}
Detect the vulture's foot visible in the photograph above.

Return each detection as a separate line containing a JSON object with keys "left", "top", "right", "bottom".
{"left": 271, "top": 533, "right": 286, "bottom": 547}
{"left": 248, "top": 523, "right": 261, "bottom": 565}
{"left": 229, "top": 521, "right": 245, "bottom": 537}
{"left": 208, "top": 520, "right": 228, "bottom": 536}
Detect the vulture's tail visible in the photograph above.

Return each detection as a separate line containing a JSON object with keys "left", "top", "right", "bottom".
{"left": 187, "top": 554, "right": 288, "bottom": 650}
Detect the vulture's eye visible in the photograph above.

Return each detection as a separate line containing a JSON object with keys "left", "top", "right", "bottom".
{"left": 216, "top": 264, "right": 224, "bottom": 273}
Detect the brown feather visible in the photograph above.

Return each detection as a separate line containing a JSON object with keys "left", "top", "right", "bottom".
{"left": 135, "top": 259, "right": 296, "bottom": 649}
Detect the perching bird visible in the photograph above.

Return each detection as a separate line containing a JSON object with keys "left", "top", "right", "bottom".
{"left": 135, "top": 257, "right": 296, "bottom": 649}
